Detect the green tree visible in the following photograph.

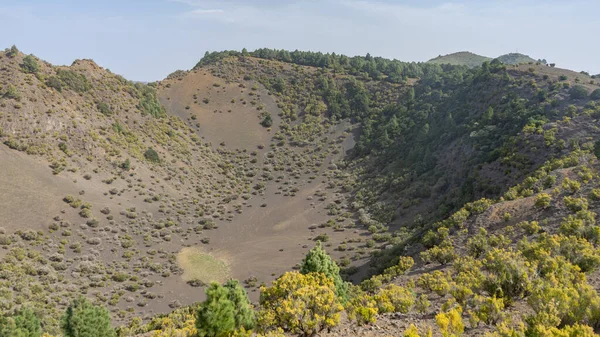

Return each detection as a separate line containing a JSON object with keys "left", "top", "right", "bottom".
{"left": 144, "top": 148, "right": 160, "bottom": 163}
{"left": 21, "top": 55, "right": 39, "bottom": 74}
{"left": 196, "top": 280, "right": 254, "bottom": 337}
{"left": 61, "top": 297, "right": 115, "bottom": 337}
{"left": 591, "top": 89, "right": 600, "bottom": 100}
{"left": 260, "top": 114, "right": 273, "bottom": 127}
{"left": 300, "top": 242, "right": 349, "bottom": 301}
{"left": 5, "top": 45, "right": 18, "bottom": 58}
{"left": 223, "top": 280, "right": 255, "bottom": 331}
{"left": 569, "top": 85, "right": 588, "bottom": 99}
{"left": 0, "top": 307, "right": 42, "bottom": 337}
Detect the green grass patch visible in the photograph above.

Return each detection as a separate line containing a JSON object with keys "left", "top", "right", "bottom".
{"left": 177, "top": 247, "right": 230, "bottom": 284}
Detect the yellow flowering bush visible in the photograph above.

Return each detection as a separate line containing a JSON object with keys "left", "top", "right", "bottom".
{"left": 258, "top": 271, "right": 343, "bottom": 336}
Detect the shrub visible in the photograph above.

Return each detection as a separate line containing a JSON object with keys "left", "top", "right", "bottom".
{"left": 563, "top": 196, "right": 588, "bottom": 213}
{"left": 481, "top": 249, "right": 533, "bottom": 303}
{"left": 470, "top": 295, "right": 504, "bottom": 325}
{"left": 403, "top": 324, "right": 432, "bottom": 337}
{"left": 417, "top": 271, "right": 451, "bottom": 296}
{"left": 46, "top": 76, "right": 62, "bottom": 92}
{"left": 3, "top": 85, "right": 20, "bottom": 100}
{"left": 57, "top": 69, "right": 91, "bottom": 93}
{"left": 300, "top": 242, "right": 348, "bottom": 301}
{"left": 258, "top": 272, "right": 343, "bottom": 336}
{"left": 534, "top": 193, "right": 552, "bottom": 208}
{"left": 196, "top": 280, "right": 255, "bottom": 337}
{"left": 97, "top": 102, "right": 112, "bottom": 116}
{"left": 144, "top": 148, "right": 160, "bottom": 163}
{"left": 519, "top": 221, "right": 541, "bottom": 235}
{"left": 591, "top": 89, "right": 600, "bottom": 100}
{"left": 569, "top": 85, "right": 588, "bottom": 99}
{"left": 373, "top": 284, "right": 415, "bottom": 314}
{"left": 120, "top": 159, "right": 131, "bottom": 170}
{"left": 345, "top": 288, "right": 378, "bottom": 325}
{"left": 61, "top": 297, "right": 115, "bottom": 337}
{"left": 5, "top": 45, "right": 18, "bottom": 57}
{"left": 421, "top": 241, "right": 457, "bottom": 265}
{"left": 562, "top": 178, "right": 581, "bottom": 194}
{"left": 260, "top": 114, "right": 273, "bottom": 127}
{"left": 436, "top": 307, "right": 464, "bottom": 337}
{"left": 21, "top": 55, "right": 40, "bottom": 74}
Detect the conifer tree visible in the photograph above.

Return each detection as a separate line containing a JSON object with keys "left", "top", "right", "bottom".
{"left": 300, "top": 242, "right": 349, "bottom": 301}
{"left": 196, "top": 280, "right": 255, "bottom": 337}
{"left": 61, "top": 297, "right": 115, "bottom": 337}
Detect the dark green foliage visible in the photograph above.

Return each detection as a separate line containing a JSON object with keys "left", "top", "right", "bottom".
{"left": 590, "top": 89, "right": 600, "bottom": 100}
{"left": 61, "top": 297, "right": 115, "bottom": 337}
{"left": 21, "top": 55, "right": 39, "bottom": 74}
{"left": 594, "top": 140, "right": 600, "bottom": 160}
{"left": 144, "top": 148, "right": 160, "bottom": 163}
{"left": 135, "top": 84, "right": 165, "bottom": 118}
{"left": 270, "top": 77, "right": 286, "bottom": 93}
{"left": 195, "top": 48, "right": 465, "bottom": 83}
{"left": 300, "top": 242, "right": 349, "bottom": 301}
{"left": 0, "top": 307, "right": 42, "bottom": 337}
{"left": 58, "top": 142, "right": 68, "bottom": 153}
{"left": 223, "top": 280, "right": 255, "bottom": 330}
{"left": 569, "top": 85, "right": 588, "bottom": 99}
{"left": 120, "top": 159, "right": 131, "bottom": 170}
{"left": 46, "top": 76, "right": 62, "bottom": 92}
{"left": 96, "top": 102, "right": 111, "bottom": 116}
{"left": 196, "top": 280, "right": 255, "bottom": 337}
{"left": 260, "top": 114, "right": 272, "bottom": 127}
{"left": 57, "top": 69, "right": 91, "bottom": 93}
{"left": 5, "top": 45, "right": 18, "bottom": 58}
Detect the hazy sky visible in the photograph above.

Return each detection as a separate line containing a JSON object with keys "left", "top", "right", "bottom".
{"left": 0, "top": 0, "right": 597, "bottom": 81}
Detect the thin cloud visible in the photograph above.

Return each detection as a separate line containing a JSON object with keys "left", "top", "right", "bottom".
{"left": 189, "top": 8, "right": 225, "bottom": 14}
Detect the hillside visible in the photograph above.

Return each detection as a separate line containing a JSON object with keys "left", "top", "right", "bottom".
{"left": 496, "top": 52, "right": 538, "bottom": 65}
{"left": 427, "top": 52, "right": 492, "bottom": 68}
{"left": 1, "top": 46, "right": 600, "bottom": 337}
{"left": 428, "top": 51, "right": 540, "bottom": 68}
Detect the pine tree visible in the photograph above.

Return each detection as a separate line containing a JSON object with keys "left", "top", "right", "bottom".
{"left": 0, "top": 307, "right": 41, "bottom": 337}
{"left": 61, "top": 297, "right": 115, "bottom": 337}
{"left": 196, "top": 281, "right": 255, "bottom": 337}
{"left": 300, "top": 242, "right": 349, "bottom": 301}
{"left": 13, "top": 308, "right": 41, "bottom": 337}
{"left": 223, "top": 280, "right": 255, "bottom": 330}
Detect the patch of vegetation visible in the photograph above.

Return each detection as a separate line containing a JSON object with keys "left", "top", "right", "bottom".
{"left": 144, "top": 148, "right": 160, "bottom": 163}
{"left": 96, "top": 102, "right": 112, "bottom": 116}
{"left": 136, "top": 83, "right": 166, "bottom": 118}
{"left": 21, "top": 55, "right": 40, "bottom": 74}
{"left": 57, "top": 69, "right": 91, "bottom": 93}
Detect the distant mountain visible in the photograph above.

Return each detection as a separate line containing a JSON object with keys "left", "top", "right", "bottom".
{"left": 427, "top": 51, "right": 492, "bottom": 68}
{"left": 428, "top": 51, "right": 541, "bottom": 68}
{"left": 496, "top": 52, "right": 538, "bottom": 65}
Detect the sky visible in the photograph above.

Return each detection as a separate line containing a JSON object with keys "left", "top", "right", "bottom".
{"left": 0, "top": 0, "right": 598, "bottom": 82}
